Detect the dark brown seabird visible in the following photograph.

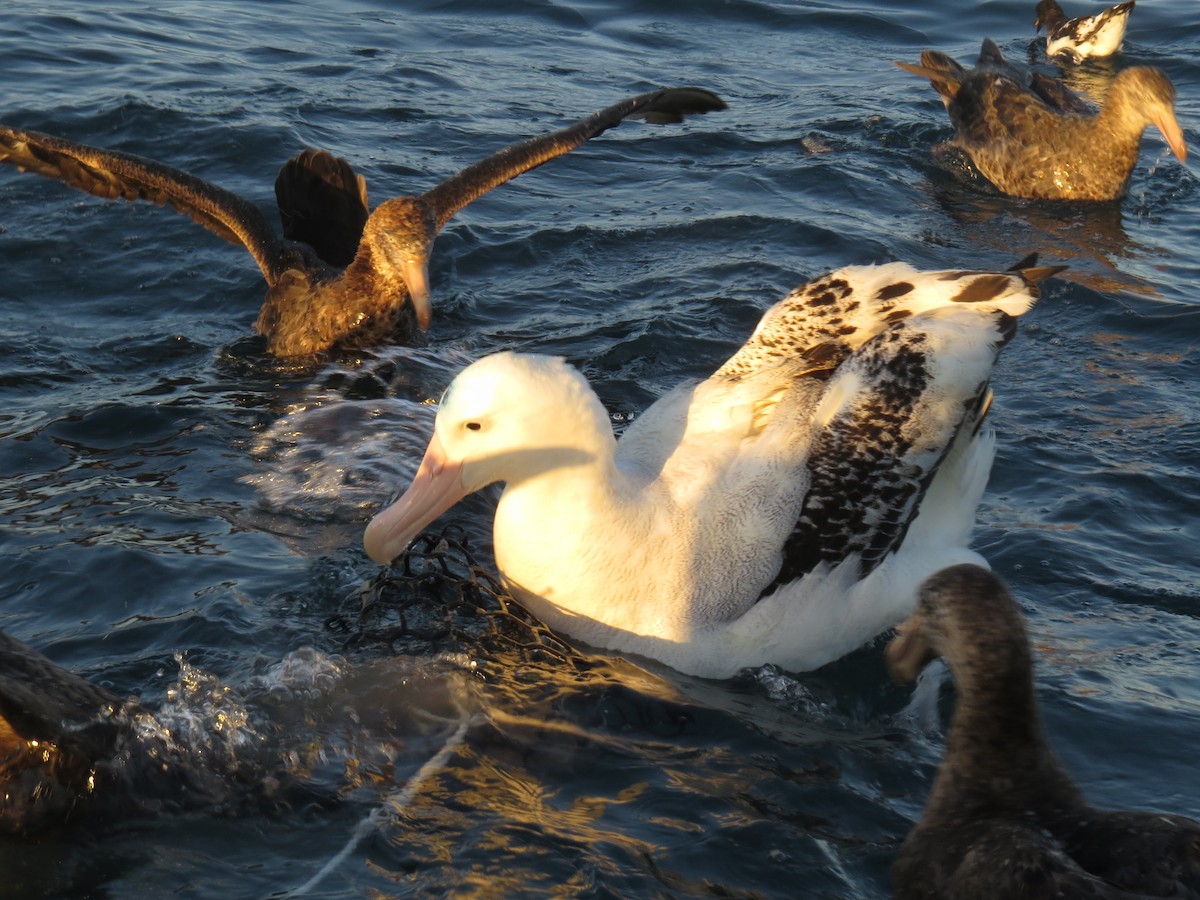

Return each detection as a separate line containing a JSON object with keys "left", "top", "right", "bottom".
{"left": 897, "top": 40, "right": 1186, "bottom": 201}
{"left": 0, "top": 87, "right": 726, "bottom": 357}
{"left": 0, "top": 627, "right": 155, "bottom": 833}
{"left": 888, "top": 564, "right": 1200, "bottom": 899}
{"left": 0, "top": 626, "right": 333, "bottom": 834}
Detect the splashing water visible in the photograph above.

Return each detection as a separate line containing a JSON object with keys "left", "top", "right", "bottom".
{"left": 896, "top": 659, "right": 949, "bottom": 734}
{"left": 251, "top": 646, "right": 348, "bottom": 700}
{"left": 148, "top": 652, "right": 263, "bottom": 766}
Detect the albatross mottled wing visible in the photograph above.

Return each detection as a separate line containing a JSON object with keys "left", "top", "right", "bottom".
{"left": 1038, "top": 0, "right": 1136, "bottom": 61}
{"left": 710, "top": 257, "right": 1058, "bottom": 595}
{"left": 762, "top": 306, "right": 1016, "bottom": 593}
{"left": 419, "top": 86, "right": 727, "bottom": 231}
{"left": 714, "top": 258, "right": 1052, "bottom": 383}
{"left": 0, "top": 125, "right": 296, "bottom": 285}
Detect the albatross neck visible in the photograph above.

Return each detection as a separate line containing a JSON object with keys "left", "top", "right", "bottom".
{"left": 490, "top": 419, "right": 666, "bottom": 632}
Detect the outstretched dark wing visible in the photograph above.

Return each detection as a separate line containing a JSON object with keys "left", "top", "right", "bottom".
{"left": 0, "top": 125, "right": 296, "bottom": 284}
{"left": 420, "top": 86, "right": 727, "bottom": 230}
{"left": 274, "top": 148, "right": 369, "bottom": 268}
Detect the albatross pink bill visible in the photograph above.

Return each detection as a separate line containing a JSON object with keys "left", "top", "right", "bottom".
{"left": 364, "top": 431, "right": 468, "bottom": 564}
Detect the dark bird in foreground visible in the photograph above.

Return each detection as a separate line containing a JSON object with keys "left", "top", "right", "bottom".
{"left": 1036, "top": 0, "right": 1136, "bottom": 61}
{"left": 888, "top": 564, "right": 1200, "bottom": 899}
{"left": 0, "top": 627, "right": 131, "bottom": 834}
{"left": 897, "top": 39, "right": 1186, "bottom": 201}
{"left": 0, "top": 87, "right": 726, "bottom": 356}
{"left": 0, "top": 626, "right": 338, "bottom": 834}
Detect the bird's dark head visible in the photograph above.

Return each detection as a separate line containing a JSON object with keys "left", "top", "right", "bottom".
{"left": 362, "top": 197, "right": 438, "bottom": 331}
{"left": 886, "top": 564, "right": 1030, "bottom": 685}
{"left": 1034, "top": 0, "right": 1065, "bottom": 32}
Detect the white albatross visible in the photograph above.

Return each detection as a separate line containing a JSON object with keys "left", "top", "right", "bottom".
{"left": 364, "top": 257, "right": 1062, "bottom": 678}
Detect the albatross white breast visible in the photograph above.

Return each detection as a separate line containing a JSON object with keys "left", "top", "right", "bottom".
{"left": 364, "top": 258, "right": 1062, "bottom": 678}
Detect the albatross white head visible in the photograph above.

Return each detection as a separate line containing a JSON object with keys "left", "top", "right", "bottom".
{"left": 363, "top": 352, "right": 610, "bottom": 564}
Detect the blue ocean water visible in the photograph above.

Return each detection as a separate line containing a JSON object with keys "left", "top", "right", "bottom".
{"left": 0, "top": 0, "right": 1198, "bottom": 896}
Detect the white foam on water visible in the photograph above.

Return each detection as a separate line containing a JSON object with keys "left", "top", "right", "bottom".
{"left": 242, "top": 346, "right": 477, "bottom": 521}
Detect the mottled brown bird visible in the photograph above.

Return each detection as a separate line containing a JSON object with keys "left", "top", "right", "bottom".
{"left": 889, "top": 564, "right": 1200, "bottom": 899}
{"left": 0, "top": 626, "right": 341, "bottom": 833}
{"left": 0, "top": 87, "right": 726, "bottom": 356}
{"left": 897, "top": 39, "right": 1185, "bottom": 201}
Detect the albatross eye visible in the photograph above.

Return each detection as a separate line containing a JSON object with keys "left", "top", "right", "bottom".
{"left": 465, "top": 421, "right": 483, "bottom": 432}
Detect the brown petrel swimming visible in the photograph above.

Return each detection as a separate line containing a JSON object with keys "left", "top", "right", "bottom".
{"left": 0, "top": 87, "right": 726, "bottom": 356}
{"left": 889, "top": 564, "right": 1200, "bottom": 899}
{"left": 897, "top": 39, "right": 1184, "bottom": 201}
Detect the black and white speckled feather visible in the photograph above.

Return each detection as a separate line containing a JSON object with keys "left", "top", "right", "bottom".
{"left": 715, "top": 255, "right": 1042, "bottom": 381}
{"left": 763, "top": 308, "right": 1012, "bottom": 595}
{"left": 364, "top": 258, "right": 1060, "bottom": 678}
{"left": 1035, "top": 0, "right": 1135, "bottom": 62}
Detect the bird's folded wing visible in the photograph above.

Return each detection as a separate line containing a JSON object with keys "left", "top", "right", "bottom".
{"left": 763, "top": 305, "right": 1015, "bottom": 591}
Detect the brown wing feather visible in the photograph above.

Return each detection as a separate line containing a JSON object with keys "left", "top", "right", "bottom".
{"left": 950, "top": 73, "right": 1060, "bottom": 149}
{"left": 0, "top": 125, "right": 294, "bottom": 285}
{"left": 1027, "top": 72, "right": 1093, "bottom": 114}
{"left": 898, "top": 40, "right": 1090, "bottom": 118}
{"left": 274, "top": 148, "right": 369, "bottom": 268}
{"left": 420, "top": 86, "right": 726, "bottom": 230}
